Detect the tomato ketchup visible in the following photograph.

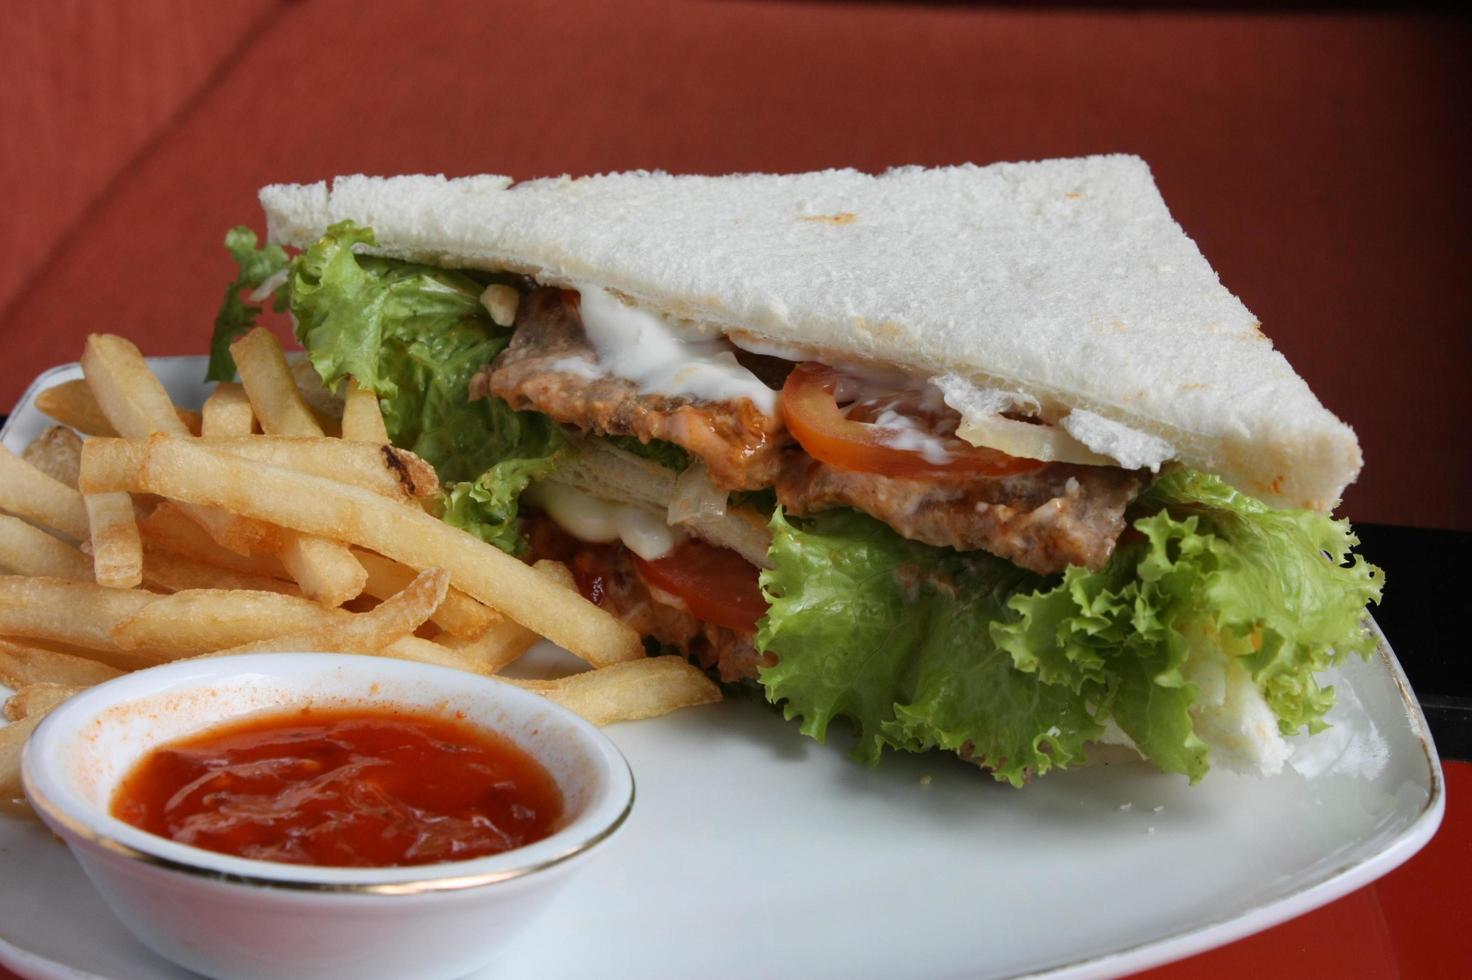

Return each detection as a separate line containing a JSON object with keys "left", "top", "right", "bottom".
{"left": 111, "top": 708, "right": 563, "bottom": 868}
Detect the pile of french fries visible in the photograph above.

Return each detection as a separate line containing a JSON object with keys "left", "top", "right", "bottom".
{"left": 0, "top": 329, "right": 721, "bottom": 805}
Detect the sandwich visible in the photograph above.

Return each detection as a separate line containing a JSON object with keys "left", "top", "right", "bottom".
{"left": 212, "top": 155, "right": 1382, "bottom": 786}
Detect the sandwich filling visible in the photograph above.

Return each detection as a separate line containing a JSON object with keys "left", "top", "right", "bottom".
{"left": 478, "top": 286, "right": 1144, "bottom": 575}
{"left": 212, "top": 219, "right": 1384, "bottom": 786}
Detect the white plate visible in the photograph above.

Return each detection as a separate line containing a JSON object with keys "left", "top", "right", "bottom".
{"left": 1, "top": 359, "right": 1445, "bottom": 980}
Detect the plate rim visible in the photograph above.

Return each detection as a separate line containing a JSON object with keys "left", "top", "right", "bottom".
{"left": 0, "top": 357, "right": 1448, "bottom": 980}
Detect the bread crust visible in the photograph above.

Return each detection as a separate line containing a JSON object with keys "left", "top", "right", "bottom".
{"left": 260, "top": 156, "right": 1361, "bottom": 511}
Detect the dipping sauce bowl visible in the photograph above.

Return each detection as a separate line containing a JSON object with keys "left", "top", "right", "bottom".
{"left": 21, "top": 653, "right": 635, "bottom": 980}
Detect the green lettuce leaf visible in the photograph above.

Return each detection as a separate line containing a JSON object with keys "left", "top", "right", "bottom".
{"left": 757, "top": 509, "right": 1100, "bottom": 786}
{"left": 757, "top": 469, "right": 1382, "bottom": 785}
{"left": 288, "top": 221, "right": 564, "bottom": 552}
{"left": 206, "top": 227, "right": 291, "bottom": 381}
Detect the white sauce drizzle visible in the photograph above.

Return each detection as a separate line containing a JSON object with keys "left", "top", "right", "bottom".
{"left": 526, "top": 481, "right": 678, "bottom": 560}
{"left": 870, "top": 407, "right": 952, "bottom": 464}
{"left": 574, "top": 285, "right": 778, "bottom": 415}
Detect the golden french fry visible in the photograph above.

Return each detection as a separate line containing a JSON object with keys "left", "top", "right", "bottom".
{"left": 0, "top": 639, "right": 124, "bottom": 689}
{"left": 77, "top": 438, "right": 146, "bottom": 494}
{"left": 126, "top": 438, "right": 643, "bottom": 666}
{"left": 85, "top": 491, "right": 143, "bottom": 589}
{"left": 0, "top": 515, "right": 91, "bottom": 580}
{"left": 80, "top": 440, "right": 274, "bottom": 556}
{"left": 201, "top": 382, "right": 255, "bottom": 437}
{"left": 509, "top": 657, "right": 721, "bottom": 725}
{"left": 4, "top": 682, "right": 83, "bottom": 723}
{"left": 22, "top": 426, "right": 83, "bottom": 489}
{"left": 232, "top": 328, "right": 324, "bottom": 436}
{"left": 0, "top": 444, "right": 90, "bottom": 540}
{"left": 111, "top": 589, "right": 340, "bottom": 654}
{"left": 376, "top": 636, "right": 496, "bottom": 672}
{"left": 277, "top": 533, "right": 366, "bottom": 607}
{"left": 533, "top": 558, "right": 577, "bottom": 591}
{"left": 81, "top": 334, "right": 192, "bottom": 438}
{"left": 439, "top": 623, "right": 536, "bottom": 673}
{"left": 206, "top": 437, "right": 439, "bottom": 501}
{"left": 355, "top": 550, "right": 495, "bottom": 637}
{"left": 138, "top": 502, "right": 286, "bottom": 578}
{"left": 177, "top": 408, "right": 204, "bottom": 436}
{"left": 34, "top": 380, "right": 195, "bottom": 437}
{"left": 205, "top": 568, "right": 449, "bottom": 656}
{"left": 341, "top": 379, "right": 390, "bottom": 444}
{"left": 440, "top": 562, "right": 584, "bottom": 672}
{"left": 0, "top": 576, "right": 156, "bottom": 657}
{"left": 140, "top": 546, "right": 299, "bottom": 596}
{"left": 36, "top": 379, "right": 119, "bottom": 435}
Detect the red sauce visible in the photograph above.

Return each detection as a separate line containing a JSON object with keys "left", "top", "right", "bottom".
{"left": 110, "top": 708, "right": 564, "bottom": 868}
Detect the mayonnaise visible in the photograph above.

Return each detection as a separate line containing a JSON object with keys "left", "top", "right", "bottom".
{"left": 526, "top": 481, "right": 679, "bottom": 560}
{"left": 871, "top": 407, "right": 953, "bottom": 464}
{"left": 574, "top": 285, "right": 778, "bottom": 415}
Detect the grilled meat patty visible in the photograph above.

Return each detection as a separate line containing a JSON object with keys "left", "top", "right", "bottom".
{"left": 777, "top": 455, "right": 1145, "bottom": 574}
{"left": 479, "top": 289, "right": 786, "bottom": 490}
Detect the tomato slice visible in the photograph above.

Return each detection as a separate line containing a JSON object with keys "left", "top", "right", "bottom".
{"left": 634, "top": 540, "right": 767, "bottom": 634}
{"left": 780, "top": 363, "right": 1045, "bottom": 478}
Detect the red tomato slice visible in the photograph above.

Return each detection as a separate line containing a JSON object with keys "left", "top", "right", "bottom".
{"left": 780, "top": 363, "right": 1045, "bottom": 478}
{"left": 634, "top": 541, "right": 767, "bottom": 634}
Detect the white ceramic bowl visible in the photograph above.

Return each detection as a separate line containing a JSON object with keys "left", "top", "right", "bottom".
{"left": 20, "top": 653, "right": 635, "bottom": 980}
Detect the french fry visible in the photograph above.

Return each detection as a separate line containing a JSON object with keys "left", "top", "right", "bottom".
{"left": 508, "top": 657, "right": 721, "bottom": 725}
{"left": 85, "top": 435, "right": 437, "bottom": 503}
{"left": 380, "top": 636, "right": 494, "bottom": 672}
{"left": 4, "top": 683, "right": 83, "bottom": 723}
{"left": 438, "top": 624, "right": 535, "bottom": 673}
{"left": 355, "top": 550, "right": 495, "bottom": 637}
{"left": 0, "top": 515, "right": 91, "bottom": 580}
{"left": 0, "top": 639, "right": 124, "bottom": 689}
{"left": 34, "top": 378, "right": 196, "bottom": 437}
{"left": 138, "top": 502, "right": 286, "bottom": 579}
{"left": 80, "top": 438, "right": 280, "bottom": 558}
{"left": 111, "top": 589, "right": 341, "bottom": 655}
{"left": 84, "top": 491, "right": 143, "bottom": 588}
{"left": 438, "top": 561, "right": 582, "bottom": 671}
{"left": 77, "top": 346, "right": 275, "bottom": 556}
{"left": 232, "top": 328, "right": 324, "bottom": 436}
{"left": 204, "top": 568, "right": 449, "bottom": 656}
{"left": 119, "top": 438, "right": 643, "bottom": 666}
{"left": 533, "top": 558, "right": 577, "bottom": 591}
{"left": 22, "top": 426, "right": 83, "bottom": 488}
{"left": 0, "top": 444, "right": 90, "bottom": 540}
{"left": 81, "top": 334, "right": 192, "bottom": 438}
{"left": 36, "top": 379, "right": 118, "bottom": 435}
{"left": 341, "top": 378, "right": 390, "bottom": 444}
{"left": 0, "top": 577, "right": 156, "bottom": 659}
{"left": 201, "top": 382, "right": 255, "bottom": 437}
{"left": 277, "top": 533, "right": 366, "bottom": 607}
{"left": 140, "top": 546, "right": 299, "bottom": 596}
{"left": 205, "top": 437, "right": 439, "bottom": 501}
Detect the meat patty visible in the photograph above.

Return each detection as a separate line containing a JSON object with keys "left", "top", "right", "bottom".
{"left": 776, "top": 456, "right": 1145, "bottom": 574}
{"left": 479, "top": 289, "right": 786, "bottom": 490}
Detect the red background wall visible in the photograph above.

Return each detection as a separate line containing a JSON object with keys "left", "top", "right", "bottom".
{"left": 2, "top": 0, "right": 1468, "bottom": 530}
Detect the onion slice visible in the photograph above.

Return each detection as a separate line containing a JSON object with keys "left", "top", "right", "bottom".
{"left": 955, "top": 414, "right": 1116, "bottom": 467}
{"left": 667, "top": 462, "right": 728, "bottom": 527}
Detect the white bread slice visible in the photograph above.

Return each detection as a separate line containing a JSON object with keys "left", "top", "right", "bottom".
{"left": 261, "top": 156, "right": 1360, "bottom": 511}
